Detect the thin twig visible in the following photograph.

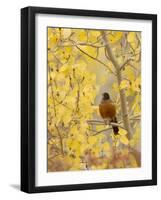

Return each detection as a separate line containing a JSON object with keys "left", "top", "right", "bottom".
{"left": 104, "top": 48, "right": 110, "bottom": 60}
{"left": 86, "top": 119, "right": 105, "bottom": 124}
{"left": 87, "top": 119, "right": 126, "bottom": 130}
{"left": 48, "top": 68, "right": 57, "bottom": 117}
{"left": 92, "top": 127, "right": 113, "bottom": 136}
{"left": 120, "top": 59, "right": 132, "bottom": 70}
{"left": 75, "top": 45, "right": 116, "bottom": 75}
{"left": 58, "top": 43, "right": 105, "bottom": 48}
{"left": 55, "top": 124, "right": 64, "bottom": 156}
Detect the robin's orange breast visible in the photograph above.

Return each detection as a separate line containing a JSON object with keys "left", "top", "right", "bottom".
{"left": 99, "top": 100, "right": 116, "bottom": 119}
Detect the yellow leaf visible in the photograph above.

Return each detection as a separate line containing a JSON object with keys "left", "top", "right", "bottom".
{"left": 48, "top": 61, "right": 56, "bottom": 69}
{"left": 64, "top": 46, "right": 72, "bottom": 53}
{"left": 134, "top": 104, "right": 141, "bottom": 115}
{"left": 88, "top": 136, "right": 97, "bottom": 146}
{"left": 76, "top": 134, "right": 86, "bottom": 143}
{"left": 48, "top": 52, "right": 54, "bottom": 62}
{"left": 108, "top": 31, "right": 123, "bottom": 44}
{"left": 49, "top": 35, "right": 58, "bottom": 45}
{"left": 62, "top": 112, "right": 72, "bottom": 125}
{"left": 127, "top": 32, "right": 136, "bottom": 43}
{"left": 123, "top": 66, "right": 135, "bottom": 81}
{"left": 125, "top": 88, "right": 135, "bottom": 97}
{"left": 120, "top": 135, "right": 129, "bottom": 145}
{"left": 88, "top": 30, "right": 100, "bottom": 43}
{"left": 119, "top": 128, "right": 127, "bottom": 136}
{"left": 95, "top": 133, "right": 106, "bottom": 141}
{"left": 70, "top": 126, "right": 79, "bottom": 135}
{"left": 66, "top": 138, "right": 73, "bottom": 147}
{"left": 131, "top": 76, "right": 141, "bottom": 92}
{"left": 70, "top": 140, "right": 81, "bottom": 151}
{"left": 120, "top": 80, "right": 130, "bottom": 90}
{"left": 127, "top": 32, "right": 138, "bottom": 49}
{"left": 95, "top": 125, "right": 105, "bottom": 132}
{"left": 78, "top": 30, "right": 87, "bottom": 42}
{"left": 59, "top": 64, "right": 71, "bottom": 75}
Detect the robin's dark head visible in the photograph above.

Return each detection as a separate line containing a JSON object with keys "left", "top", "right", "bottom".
{"left": 102, "top": 92, "right": 110, "bottom": 100}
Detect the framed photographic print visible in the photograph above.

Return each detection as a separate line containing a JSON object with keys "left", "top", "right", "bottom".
{"left": 21, "top": 6, "right": 157, "bottom": 193}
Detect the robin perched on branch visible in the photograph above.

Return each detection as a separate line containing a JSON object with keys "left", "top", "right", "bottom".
{"left": 99, "top": 92, "right": 119, "bottom": 135}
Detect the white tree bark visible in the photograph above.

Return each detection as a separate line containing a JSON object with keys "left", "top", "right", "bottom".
{"left": 102, "top": 32, "right": 132, "bottom": 139}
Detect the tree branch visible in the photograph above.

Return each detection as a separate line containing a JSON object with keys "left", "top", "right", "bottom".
{"left": 87, "top": 120, "right": 126, "bottom": 130}
{"left": 75, "top": 45, "right": 116, "bottom": 75}
{"left": 101, "top": 31, "right": 132, "bottom": 139}
{"left": 91, "top": 127, "right": 113, "bottom": 136}
{"left": 58, "top": 42, "right": 105, "bottom": 48}
{"left": 55, "top": 124, "right": 64, "bottom": 156}
{"left": 120, "top": 58, "right": 132, "bottom": 70}
{"left": 86, "top": 119, "right": 105, "bottom": 124}
{"left": 48, "top": 67, "right": 57, "bottom": 117}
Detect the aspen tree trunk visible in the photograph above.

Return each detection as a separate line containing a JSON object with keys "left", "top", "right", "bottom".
{"left": 102, "top": 32, "right": 132, "bottom": 139}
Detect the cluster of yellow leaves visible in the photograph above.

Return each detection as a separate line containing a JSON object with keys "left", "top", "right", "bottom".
{"left": 120, "top": 68, "right": 140, "bottom": 92}
{"left": 119, "top": 129, "right": 129, "bottom": 145}
{"left": 110, "top": 128, "right": 129, "bottom": 147}
{"left": 48, "top": 28, "right": 113, "bottom": 171}
{"left": 127, "top": 32, "right": 140, "bottom": 50}
{"left": 108, "top": 31, "right": 141, "bottom": 169}
{"left": 48, "top": 28, "right": 63, "bottom": 50}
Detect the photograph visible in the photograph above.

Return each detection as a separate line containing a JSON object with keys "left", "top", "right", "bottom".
{"left": 47, "top": 27, "right": 141, "bottom": 172}
{"left": 21, "top": 6, "right": 157, "bottom": 193}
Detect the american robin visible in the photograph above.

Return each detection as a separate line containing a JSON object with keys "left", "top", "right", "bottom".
{"left": 99, "top": 92, "right": 119, "bottom": 135}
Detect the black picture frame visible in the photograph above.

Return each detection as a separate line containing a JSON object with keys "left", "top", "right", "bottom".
{"left": 21, "top": 6, "right": 157, "bottom": 193}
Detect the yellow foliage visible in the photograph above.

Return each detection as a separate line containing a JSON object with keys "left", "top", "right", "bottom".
{"left": 120, "top": 135, "right": 129, "bottom": 145}
{"left": 127, "top": 32, "right": 139, "bottom": 50}
{"left": 123, "top": 66, "right": 135, "bottom": 81}
{"left": 88, "top": 31, "right": 100, "bottom": 43}
{"left": 59, "top": 64, "right": 72, "bottom": 75}
{"left": 119, "top": 128, "right": 127, "bottom": 136}
{"left": 88, "top": 136, "right": 98, "bottom": 146}
{"left": 127, "top": 32, "right": 136, "bottom": 43}
{"left": 76, "top": 30, "right": 87, "bottom": 42}
{"left": 131, "top": 76, "right": 141, "bottom": 92}
{"left": 107, "top": 31, "right": 123, "bottom": 44}
{"left": 47, "top": 27, "right": 141, "bottom": 172}
{"left": 120, "top": 80, "right": 130, "bottom": 90}
{"left": 79, "top": 45, "right": 97, "bottom": 57}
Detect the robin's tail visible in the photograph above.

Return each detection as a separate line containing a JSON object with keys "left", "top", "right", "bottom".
{"left": 111, "top": 117, "right": 119, "bottom": 135}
